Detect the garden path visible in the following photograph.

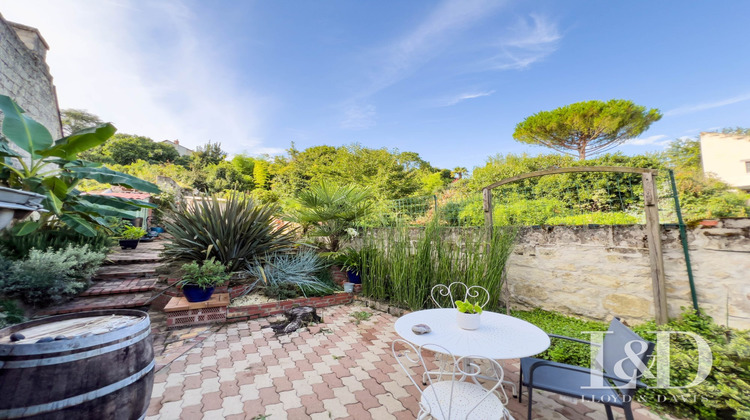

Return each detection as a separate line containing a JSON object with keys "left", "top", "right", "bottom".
{"left": 146, "top": 303, "right": 671, "bottom": 420}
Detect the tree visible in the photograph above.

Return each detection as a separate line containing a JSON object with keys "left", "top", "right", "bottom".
{"left": 192, "top": 141, "right": 226, "bottom": 168}
{"left": 80, "top": 134, "right": 179, "bottom": 165}
{"left": 253, "top": 160, "right": 270, "bottom": 190}
{"left": 513, "top": 99, "right": 662, "bottom": 160}
{"left": 451, "top": 167, "right": 468, "bottom": 179}
{"left": 61, "top": 109, "right": 103, "bottom": 136}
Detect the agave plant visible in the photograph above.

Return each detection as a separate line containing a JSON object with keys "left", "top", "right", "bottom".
{"left": 162, "top": 193, "right": 297, "bottom": 272}
{"left": 0, "top": 95, "right": 159, "bottom": 236}
{"left": 246, "top": 250, "right": 334, "bottom": 296}
{"left": 291, "top": 181, "right": 372, "bottom": 252}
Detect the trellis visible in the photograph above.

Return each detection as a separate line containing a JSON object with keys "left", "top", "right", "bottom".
{"left": 482, "top": 166, "right": 669, "bottom": 324}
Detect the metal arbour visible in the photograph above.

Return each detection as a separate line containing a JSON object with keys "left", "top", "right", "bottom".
{"left": 481, "top": 166, "right": 691, "bottom": 325}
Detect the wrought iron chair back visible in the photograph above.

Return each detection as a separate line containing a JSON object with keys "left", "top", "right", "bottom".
{"left": 392, "top": 339, "right": 513, "bottom": 420}
{"left": 431, "top": 282, "right": 490, "bottom": 309}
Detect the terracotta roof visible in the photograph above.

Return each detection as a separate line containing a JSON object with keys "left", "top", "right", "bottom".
{"left": 85, "top": 191, "right": 151, "bottom": 200}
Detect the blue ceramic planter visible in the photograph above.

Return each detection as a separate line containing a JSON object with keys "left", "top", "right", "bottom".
{"left": 182, "top": 284, "right": 215, "bottom": 302}
{"left": 150, "top": 227, "right": 165, "bottom": 233}
{"left": 346, "top": 270, "right": 361, "bottom": 284}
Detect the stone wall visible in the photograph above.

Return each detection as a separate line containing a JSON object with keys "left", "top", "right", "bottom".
{"left": 0, "top": 14, "right": 62, "bottom": 162}
{"left": 507, "top": 219, "right": 750, "bottom": 329}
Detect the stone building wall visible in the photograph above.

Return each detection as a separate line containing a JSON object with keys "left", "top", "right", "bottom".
{"left": 0, "top": 13, "right": 62, "bottom": 160}
{"left": 507, "top": 220, "right": 750, "bottom": 329}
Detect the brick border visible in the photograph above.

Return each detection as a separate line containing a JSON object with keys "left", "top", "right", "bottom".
{"left": 227, "top": 292, "right": 353, "bottom": 322}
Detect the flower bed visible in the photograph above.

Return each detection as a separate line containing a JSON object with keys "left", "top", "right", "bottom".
{"left": 226, "top": 291, "right": 353, "bottom": 322}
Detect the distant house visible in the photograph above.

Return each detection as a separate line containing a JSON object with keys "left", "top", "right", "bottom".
{"left": 161, "top": 139, "right": 194, "bottom": 157}
{"left": 700, "top": 132, "right": 750, "bottom": 191}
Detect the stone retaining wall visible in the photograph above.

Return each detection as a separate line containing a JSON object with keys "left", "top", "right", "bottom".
{"left": 507, "top": 219, "right": 750, "bottom": 328}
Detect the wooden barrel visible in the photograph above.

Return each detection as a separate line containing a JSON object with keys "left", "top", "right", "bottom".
{"left": 0, "top": 310, "right": 154, "bottom": 420}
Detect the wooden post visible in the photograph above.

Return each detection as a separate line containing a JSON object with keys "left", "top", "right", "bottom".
{"left": 482, "top": 188, "right": 493, "bottom": 238}
{"left": 642, "top": 172, "right": 668, "bottom": 325}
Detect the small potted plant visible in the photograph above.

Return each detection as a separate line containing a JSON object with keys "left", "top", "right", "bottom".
{"left": 326, "top": 247, "right": 366, "bottom": 285}
{"left": 119, "top": 226, "right": 147, "bottom": 249}
{"left": 177, "top": 259, "right": 229, "bottom": 302}
{"left": 455, "top": 300, "right": 483, "bottom": 330}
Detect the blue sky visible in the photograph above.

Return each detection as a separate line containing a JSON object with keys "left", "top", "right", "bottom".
{"left": 2, "top": 1, "right": 749, "bottom": 171}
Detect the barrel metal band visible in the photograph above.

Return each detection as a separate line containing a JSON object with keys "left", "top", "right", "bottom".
{"left": 0, "top": 329, "right": 151, "bottom": 369}
{"left": 0, "top": 359, "right": 155, "bottom": 418}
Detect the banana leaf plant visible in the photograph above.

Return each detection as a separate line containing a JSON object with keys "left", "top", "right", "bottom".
{"left": 0, "top": 95, "right": 160, "bottom": 236}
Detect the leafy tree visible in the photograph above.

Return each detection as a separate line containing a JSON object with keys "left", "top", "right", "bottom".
{"left": 661, "top": 137, "right": 749, "bottom": 221}
{"left": 513, "top": 99, "right": 662, "bottom": 160}
{"left": 253, "top": 160, "right": 270, "bottom": 190}
{"left": 61, "top": 109, "right": 102, "bottom": 136}
{"left": 720, "top": 127, "right": 750, "bottom": 136}
{"left": 269, "top": 144, "right": 434, "bottom": 200}
{"left": 202, "top": 161, "right": 253, "bottom": 193}
{"left": 231, "top": 154, "right": 256, "bottom": 176}
{"left": 80, "top": 133, "right": 180, "bottom": 165}
{"left": 663, "top": 137, "right": 702, "bottom": 171}
{"left": 191, "top": 141, "right": 226, "bottom": 168}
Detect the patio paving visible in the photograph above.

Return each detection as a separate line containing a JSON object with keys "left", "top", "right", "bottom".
{"left": 146, "top": 303, "right": 671, "bottom": 420}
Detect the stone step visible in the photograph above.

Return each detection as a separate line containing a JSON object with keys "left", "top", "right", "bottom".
{"left": 105, "top": 253, "right": 163, "bottom": 265}
{"left": 34, "top": 292, "right": 153, "bottom": 316}
{"left": 80, "top": 278, "right": 159, "bottom": 297}
{"left": 94, "top": 263, "right": 164, "bottom": 281}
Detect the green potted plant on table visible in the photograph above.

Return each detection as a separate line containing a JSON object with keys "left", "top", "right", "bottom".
{"left": 177, "top": 259, "right": 229, "bottom": 302}
{"left": 118, "top": 226, "right": 147, "bottom": 250}
{"left": 455, "top": 300, "right": 483, "bottom": 330}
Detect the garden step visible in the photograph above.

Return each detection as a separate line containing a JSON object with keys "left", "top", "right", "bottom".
{"left": 103, "top": 240, "right": 165, "bottom": 265}
{"left": 94, "top": 263, "right": 164, "bottom": 281}
{"left": 34, "top": 292, "right": 153, "bottom": 316}
{"left": 80, "top": 278, "right": 159, "bottom": 297}
{"left": 105, "top": 253, "right": 163, "bottom": 265}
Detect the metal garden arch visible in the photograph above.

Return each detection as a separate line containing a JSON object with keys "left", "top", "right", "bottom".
{"left": 481, "top": 166, "right": 669, "bottom": 324}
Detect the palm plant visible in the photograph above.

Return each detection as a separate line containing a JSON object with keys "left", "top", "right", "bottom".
{"left": 292, "top": 181, "right": 371, "bottom": 252}
{"left": 162, "top": 193, "right": 296, "bottom": 272}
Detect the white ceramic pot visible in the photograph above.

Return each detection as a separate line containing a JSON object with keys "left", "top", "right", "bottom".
{"left": 343, "top": 282, "right": 354, "bottom": 293}
{"left": 456, "top": 311, "right": 481, "bottom": 330}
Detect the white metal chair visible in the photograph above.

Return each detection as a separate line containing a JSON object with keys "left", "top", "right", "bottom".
{"left": 430, "top": 282, "right": 491, "bottom": 310}
{"left": 393, "top": 339, "right": 514, "bottom": 420}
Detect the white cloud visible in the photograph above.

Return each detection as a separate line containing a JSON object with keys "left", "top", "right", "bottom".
{"left": 340, "top": 103, "right": 377, "bottom": 130}
{"left": 438, "top": 90, "right": 495, "bottom": 107}
{"left": 362, "top": 0, "right": 507, "bottom": 97}
{"left": 0, "top": 0, "right": 271, "bottom": 155}
{"left": 626, "top": 134, "right": 669, "bottom": 146}
{"left": 483, "top": 14, "right": 561, "bottom": 70}
{"left": 664, "top": 92, "right": 750, "bottom": 117}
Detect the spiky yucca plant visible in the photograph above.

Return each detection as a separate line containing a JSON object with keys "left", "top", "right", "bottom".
{"left": 163, "top": 193, "right": 296, "bottom": 272}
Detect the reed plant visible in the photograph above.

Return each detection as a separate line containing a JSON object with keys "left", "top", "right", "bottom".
{"left": 360, "top": 221, "right": 517, "bottom": 311}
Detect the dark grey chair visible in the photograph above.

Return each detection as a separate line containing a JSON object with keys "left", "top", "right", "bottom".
{"left": 519, "top": 318, "right": 655, "bottom": 420}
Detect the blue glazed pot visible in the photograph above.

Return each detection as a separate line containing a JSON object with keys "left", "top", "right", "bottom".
{"left": 181, "top": 284, "right": 215, "bottom": 302}
{"left": 346, "top": 270, "right": 361, "bottom": 284}
{"left": 150, "top": 227, "right": 165, "bottom": 233}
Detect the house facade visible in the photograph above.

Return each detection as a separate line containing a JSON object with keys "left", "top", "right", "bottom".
{"left": 700, "top": 132, "right": 750, "bottom": 190}
{"left": 161, "top": 139, "right": 194, "bottom": 157}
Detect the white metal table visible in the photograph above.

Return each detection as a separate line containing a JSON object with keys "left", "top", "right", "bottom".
{"left": 394, "top": 308, "right": 551, "bottom": 394}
